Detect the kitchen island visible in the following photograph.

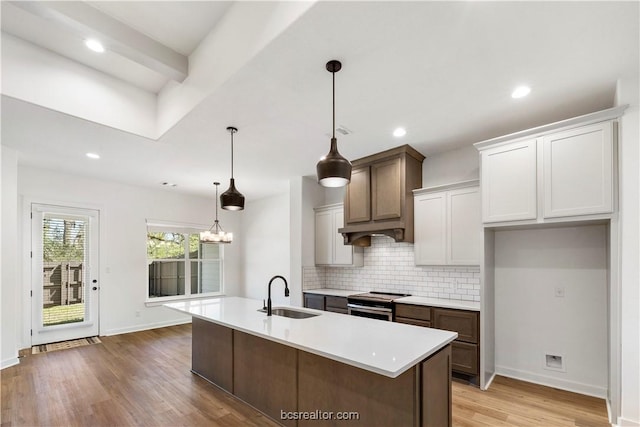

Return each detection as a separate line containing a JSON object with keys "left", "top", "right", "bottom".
{"left": 165, "top": 297, "right": 457, "bottom": 427}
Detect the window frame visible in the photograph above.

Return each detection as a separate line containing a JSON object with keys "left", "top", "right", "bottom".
{"left": 146, "top": 223, "right": 224, "bottom": 304}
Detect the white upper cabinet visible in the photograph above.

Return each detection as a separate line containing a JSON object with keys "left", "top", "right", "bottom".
{"left": 481, "top": 139, "right": 537, "bottom": 223}
{"left": 475, "top": 106, "right": 624, "bottom": 226}
{"left": 315, "top": 204, "right": 363, "bottom": 267}
{"left": 542, "top": 122, "right": 613, "bottom": 218}
{"left": 414, "top": 183, "right": 480, "bottom": 266}
{"left": 414, "top": 192, "right": 447, "bottom": 265}
{"left": 448, "top": 187, "right": 481, "bottom": 264}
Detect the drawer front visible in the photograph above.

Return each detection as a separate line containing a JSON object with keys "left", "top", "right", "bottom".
{"left": 395, "top": 304, "right": 431, "bottom": 321}
{"left": 433, "top": 308, "right": 479, "bottom": 344}
{"left": 395, "top": 316, "right": 431, "bottom": 328}
{"left": 325, "top": 296, "right": 348, "bottom": 311}
{"left": 325, "top": 307, "right": 348, "bottom": 315}
{"left": 303, "top": 294, "right": 325, "bottom": 311}
{"left": 451, "top": 341, "right": 479, "bottom": 375}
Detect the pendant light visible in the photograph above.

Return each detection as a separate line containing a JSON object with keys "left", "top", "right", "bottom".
{"left": 316, "top": 59, "right": 352, "bottom": 187}
{"left": 200, "top": 182, "right": 233, "bottom": 243}
{"left": 221, "top": 126, "right": 245, "bottom": 210}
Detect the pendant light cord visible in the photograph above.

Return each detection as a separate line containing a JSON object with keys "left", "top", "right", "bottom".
{"left": 332, "top": 69, "right": 336, "bottom": 139}
{"left": 230, "top": 130, "right": 234, "bottom": 179}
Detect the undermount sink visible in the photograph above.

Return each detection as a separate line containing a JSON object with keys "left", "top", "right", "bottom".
{"left": 258, "top": 307, "right": 319, "bottom": 319}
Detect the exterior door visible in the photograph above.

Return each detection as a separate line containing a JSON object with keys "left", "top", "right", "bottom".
{"left": 31, "top": 204, "right": 100, "bottom": 345}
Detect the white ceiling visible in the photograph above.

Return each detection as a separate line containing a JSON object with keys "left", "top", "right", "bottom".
{"left": 2, "top": 1, "right": 638, "bottom": 202}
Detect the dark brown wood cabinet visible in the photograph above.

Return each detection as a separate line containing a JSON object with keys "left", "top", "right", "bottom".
{"left": 303, "top": 293, "right": 325, "bottom": 310}
{"left": 395, "top": 303, "right": 480, "bottom": 382}
{"left": 340, "top": 145, "right": 425, "bottom": 246}
{"left": 325, "top": 296, "right": 348, "bottom": 314}
{"left": 433, "top": 308, "right": 479, "bottom": 344}
{"left": 345, "top": 167, "right": 371, "bottom": 223}
{"left": 303, "top": 293, "right": 349, "bottom": 314}
{"left": 371, "top": 156, "right": 403, "bottom": 220}
{"left": 395, "top": 303, "right": 432, "bottom": 327}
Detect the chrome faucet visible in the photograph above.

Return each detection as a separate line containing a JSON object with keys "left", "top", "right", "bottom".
{"left": 267, "top": 275, "right": 290, "bottom": 316}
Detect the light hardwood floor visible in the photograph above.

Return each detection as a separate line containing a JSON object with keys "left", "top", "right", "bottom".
{"left": 1, "top": 324, "right": 609, "bottom": 427}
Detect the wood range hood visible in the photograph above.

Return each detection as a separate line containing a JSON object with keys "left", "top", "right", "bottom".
{"left": 339, "top": 144, "right": 425, "bottom": 247}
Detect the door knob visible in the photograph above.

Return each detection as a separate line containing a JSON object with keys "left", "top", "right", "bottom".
{"left": 92, "top": 279, "right": 97, "bottom": 283}
{"left": 92, "top": 286, "right": 98, "bottom": 291}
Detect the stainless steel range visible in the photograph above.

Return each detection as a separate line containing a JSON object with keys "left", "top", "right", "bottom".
{"left": 347, "top": 291, "right": 411, "bottom": 321}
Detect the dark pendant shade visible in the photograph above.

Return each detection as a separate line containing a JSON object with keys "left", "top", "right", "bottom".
{"left": 221, "top": 178, "right": 245, "bottom": 211}
{"left": 317, "top": 137, "right": 352, "bottom": 187}
{"left": 221, "top": 126, "right": 245, "bottom": 211}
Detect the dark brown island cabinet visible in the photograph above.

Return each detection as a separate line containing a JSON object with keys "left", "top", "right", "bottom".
{"left": 191, "top": 316, "right": 453, "bottom": 427}
{"left": 395, "top": 303, "right": 480, "bottom": 384}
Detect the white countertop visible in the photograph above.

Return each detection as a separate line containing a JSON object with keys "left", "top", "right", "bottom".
{"left": 165, "top": 297, "right": 457, "bottom": 378}
{"left": 396, "top": 296, "right": 481, "bottom": 311}
{"left": 303, "top": 288, "right": 355, "bottom": 297}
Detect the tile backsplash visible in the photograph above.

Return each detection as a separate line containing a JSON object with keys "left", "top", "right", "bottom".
{"left": 303, "top": 236, "right": 480, "bottom": 302}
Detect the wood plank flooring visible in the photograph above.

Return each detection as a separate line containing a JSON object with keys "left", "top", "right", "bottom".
{"left": 1, "top": 324, "right": 609, "bottom": 427}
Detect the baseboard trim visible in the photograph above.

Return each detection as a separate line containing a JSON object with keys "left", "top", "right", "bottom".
{"left": 103, "top": 318, "right": 192, "bottom": 336}
{"left": 614, "top": 417, "right": 640, "bottom": 427}
{"left": 495, "top": 365, "right": 607, "bottom": 399}
{"left": 483, "top": 371, "right": 497, "bottom": 390}
{"left": 1, "top": 357, "right": 20, "bottom": 370}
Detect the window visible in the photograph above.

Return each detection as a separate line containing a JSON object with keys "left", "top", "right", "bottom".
{"left": 147, "top": 229, "right": 223, "bottom": 301}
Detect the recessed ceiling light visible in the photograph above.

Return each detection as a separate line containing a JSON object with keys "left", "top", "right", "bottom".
{"left": 85, "top": 39, "right": 105, "bottom": 53}
{"left": 511, "top": 86, "right": 531, "bottom": 99}
{"left": 86, "top": 152, "right": 100, "bottom": 159}
{"left": 161, "top": 182, "right": 177, "bottom": 187}
{"left": 393, "top": 127, "right": 407, "bottom": 138}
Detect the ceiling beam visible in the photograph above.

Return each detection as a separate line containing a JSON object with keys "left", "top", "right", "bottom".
{"left": 9, "top": 1, "right": 188, "bottom": 82}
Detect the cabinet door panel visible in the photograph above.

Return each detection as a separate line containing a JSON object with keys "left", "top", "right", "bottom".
{"left": 451, "top": 341, "right": 479, "bottom": 375}
{"left": 325, "top": 295, "right": 348, "bottom": 314}
{"left": 303, "top": 293, "right": 325, "bottom": 310}
{"left": 314, "top": 210, "right": 332, "bottom": 265}
{"left": 433, "top": 308, "right": 479, "bottom": 344}
{"left": 448, "top": 188, "right": 480, "bottom": 265}
{"left": 543, "top": 122, "right": 613, "bottom": 218}
{"left": 414, "top": 192, "right": 446, "bottom": 265}
{"left": 481, "top": 139, "right": 537, "bottom": 223}
{"left": 395, "top": 317, "right": 431, "bottom": 328}
{"left": 395, "top": 303, "right": 432, "bottom": 321}
{"left": 345, "top": 167, "right": 371, "bottom": 224}
{"left": 332, "top": 208, "right": 353, "bottom": 265}
{"left": 371, "top": 157, "right": 403, "bottom": 221}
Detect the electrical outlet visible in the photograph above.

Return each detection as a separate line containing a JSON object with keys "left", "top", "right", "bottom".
{"left": 554, "top": 286, "right": 565, "bottom": 298}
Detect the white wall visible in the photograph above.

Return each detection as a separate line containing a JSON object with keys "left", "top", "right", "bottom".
{"left": 494, "top": 225, "right": 608, "bottom": 398}
{"left": 289, "top": 177, "right": 324, "bottom": 306}
{"left": 1, "top": 147, "right": 19, "bottom": 368}
{"left": 16, "top": 165, "right": 242, "bottom": 344}
{"left": 616, "top": 75, "right": 640, "bottom": 425}
{"left": 239, "top": 192, "right": 291, "bottom": 306}
{"left": 423, "top": 145, "right": 479, "bottom": 187}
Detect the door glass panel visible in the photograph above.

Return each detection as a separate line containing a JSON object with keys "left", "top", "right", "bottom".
{"left": 42, "top": 214, "right": 87, "bottom": 326}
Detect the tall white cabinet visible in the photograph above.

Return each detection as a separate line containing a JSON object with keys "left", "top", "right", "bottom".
{"left": 473, "top": 105, "right": 626, "bottom": 397}
{"left": 414, "top": 181, "right": 480, "bottom": 266}
{"left": 314, "top": 204, "right": 363, "bottom": 267}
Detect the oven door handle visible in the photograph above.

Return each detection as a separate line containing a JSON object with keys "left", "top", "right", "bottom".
{"left": 347, "top": 304, "right": 392, "bottom": 315}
